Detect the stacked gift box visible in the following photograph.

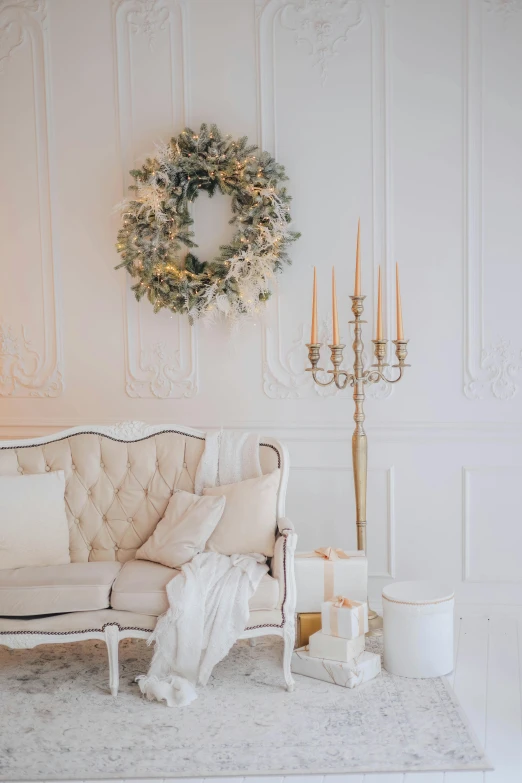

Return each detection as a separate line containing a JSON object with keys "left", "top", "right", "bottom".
{"left": 291, "top": 548, "right": 380, "bottom": 689}
{"left": 292, "top": 596, "right": 381, "bottom": 688}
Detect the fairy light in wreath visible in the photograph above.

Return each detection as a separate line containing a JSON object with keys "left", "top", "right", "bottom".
{"left": 114, "top": 123, "right": 299, "bottom": 322}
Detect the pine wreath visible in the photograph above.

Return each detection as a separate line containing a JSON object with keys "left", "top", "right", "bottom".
{"left": 115, "top": 123, "right": 299, "bottom": 322}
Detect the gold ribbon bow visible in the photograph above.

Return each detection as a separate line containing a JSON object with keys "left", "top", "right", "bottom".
{"left": 329, "top": 595, "right": 364, "bottom": 637}
{"left": 314, "top": 547, "right": 350, "bottom": 561}
{"left": 333, "top": 595, "right": 356, "bottom": 608}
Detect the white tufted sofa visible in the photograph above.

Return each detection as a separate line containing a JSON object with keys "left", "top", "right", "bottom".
{"left": 0, "top": 422, "right": 297, "bottom": 695}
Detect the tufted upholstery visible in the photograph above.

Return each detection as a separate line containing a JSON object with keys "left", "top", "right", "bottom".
{"left": 0, "top": 432, "right": 279, "bottom": 564}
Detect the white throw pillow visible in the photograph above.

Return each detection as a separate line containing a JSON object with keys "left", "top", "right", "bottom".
{"left": 135, "top": 489, "right": 226, "bottom": 569}
{"left": 203, "top": 469, "right": 280, "bottom": 557}
{"left": 0, "top": 471, "right": 71, "bottom": 570}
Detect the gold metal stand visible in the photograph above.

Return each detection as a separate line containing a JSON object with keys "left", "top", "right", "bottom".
{"left": 306, "top": 295, "right": 410, "bottom": 636}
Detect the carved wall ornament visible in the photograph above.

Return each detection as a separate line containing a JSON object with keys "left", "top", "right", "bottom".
{"left": 485, "top": 0, "right": 522, "bottom": 16}
{"left": 280, "top": 0, "right": 364, "bottom": 84}
{"left": 118, "top": 0, "right": 169, "bottom": 51}
{"left": 0, "top": 1, "right": 46, "bottom": 73}
{"left": 263, "top": 310, "right": 352, "bottom": 399}
{"left": 464, "top": 337, "right": 522, "bottom": 400}
{"left": 126, "top": 339, "right": 197, "bottom": 399}
{"left": 0, "top": 323, "right": 62, "bottom": 398}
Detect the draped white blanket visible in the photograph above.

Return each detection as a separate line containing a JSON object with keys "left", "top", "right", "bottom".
{"left": 194, "top": 430, "right": 262, "bottom": 494}
{"left": 137, "top": 552, "right": 268, "bottom": 707}
{"left": 137, "top": 430, "right": 267, "bottom": 707}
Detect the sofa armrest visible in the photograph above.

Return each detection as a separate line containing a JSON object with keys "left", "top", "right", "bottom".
{"left": 272, "top": 518, "right": 297, "bottom": 615}
{"left": 277, "top": 516, "right": 295, "bottom": 536}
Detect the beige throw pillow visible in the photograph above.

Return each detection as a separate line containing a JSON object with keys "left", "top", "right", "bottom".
{"left": 135, "top": 489, "right": 226, "bottom": 569}
{"left": 0, "top": 471, "right": 70, "bottom": 570}
{"left": 203, "top": 469, "right": 280, "bottom": 557}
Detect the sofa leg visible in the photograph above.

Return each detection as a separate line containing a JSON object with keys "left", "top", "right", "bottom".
{"left": 104, "top": 624, "right": 120, "bottom": 698}
{"left": 283, "top": 623, "right": 296, "bottom": 692}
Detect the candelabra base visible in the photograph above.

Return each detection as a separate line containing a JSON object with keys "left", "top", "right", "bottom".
{"left": 366, "top": 604, "right": 383, "bottom": 637}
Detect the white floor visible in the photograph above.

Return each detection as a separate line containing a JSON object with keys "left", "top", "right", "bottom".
{"left": 15, "top": 608, "right": 522, "bottom": 783}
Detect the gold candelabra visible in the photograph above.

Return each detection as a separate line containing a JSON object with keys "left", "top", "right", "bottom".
{"left": 306, "top": 293, "right": 410, "bottom": 634}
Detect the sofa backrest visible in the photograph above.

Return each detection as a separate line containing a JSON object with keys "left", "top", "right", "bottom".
{"left": 0, "top": 425, "right": 282, "bottom": 563}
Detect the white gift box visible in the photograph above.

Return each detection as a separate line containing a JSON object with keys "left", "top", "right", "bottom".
{"left": 308, "top": 629, "right": 365, "bottom": 662}
{"left": 291, "top": 647, "right": 381, "bottom": 689}
{"left": 295, "top": 548, "right": 368, "bottom": 613}
{"left": 322, "top": 596, "right": 369, "bottom": 639}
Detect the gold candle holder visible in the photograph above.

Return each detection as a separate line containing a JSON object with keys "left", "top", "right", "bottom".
{"left": 306, "top": 295, "right": 410, "bottom": 635}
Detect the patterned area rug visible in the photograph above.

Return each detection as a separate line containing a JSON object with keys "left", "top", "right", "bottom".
{"left": 0, "top": 635, "right": 489, "bottom": 779}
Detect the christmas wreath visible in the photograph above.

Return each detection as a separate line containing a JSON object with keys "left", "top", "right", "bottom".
{"left": 115, "top": 123, "right": 299, "bottom": 321}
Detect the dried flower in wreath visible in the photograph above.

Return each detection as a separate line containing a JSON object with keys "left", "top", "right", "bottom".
{"left": 115, "top": 123, "right": 300, "bottom": 322}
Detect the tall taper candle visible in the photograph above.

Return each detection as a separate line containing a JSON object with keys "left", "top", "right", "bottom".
{"left": 376, "top": 266, "right": 383, "bottom": 340}
{"left": 311, "top": 266, "right": 318, "bottom": 343}
{"left": 396, "top": 263, "right": 404, "bottom": 340}
{"left": 355, "top": 219, "right": 361, "bottom": 296}
{"left": 332, "top": 267, "right": 340, "bottom": 344}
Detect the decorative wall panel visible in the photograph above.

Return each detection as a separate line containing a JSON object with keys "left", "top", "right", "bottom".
{"left": 113, "top": 0, "right": 198, "bottom": 398}
{"left": 0, "top": 0, "right": 63, "bottom": 397}
{"left": 463, "top": 0, "right": 522, "bottom": 399}
{"left": 257, "top": 0, "right": 393, "bottom": 400}
{"left": 463, "top": 466, "right": 522, "bottom": 583}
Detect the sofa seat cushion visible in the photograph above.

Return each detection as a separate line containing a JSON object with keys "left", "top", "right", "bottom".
{"left": 110, "top": 559, "right": 280, "bottom": 617}
{"left": 0, "top": 562, "right": 122, "bottom": 617}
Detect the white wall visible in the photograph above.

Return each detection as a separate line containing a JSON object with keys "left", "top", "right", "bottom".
{"left": 1, "top": 0, "right": 521, "bottom": 605}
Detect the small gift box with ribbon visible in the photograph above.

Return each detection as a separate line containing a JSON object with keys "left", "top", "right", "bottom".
{"left": 295, "top": 547, "right": 368, "bottom": 613}
{"left": 321, "top": 595, "right": 369, "bottom": 639}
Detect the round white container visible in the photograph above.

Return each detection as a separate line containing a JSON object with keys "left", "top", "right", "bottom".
{"left": 382, "top": 581, "right": 454, "bottom": 678}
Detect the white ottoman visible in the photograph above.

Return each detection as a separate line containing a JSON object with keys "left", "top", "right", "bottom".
{"left": 383, "top": 581, "right": 454, "bottom": 678}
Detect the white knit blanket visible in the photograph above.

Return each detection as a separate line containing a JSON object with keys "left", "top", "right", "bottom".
{"left": 137, "top": 552, "right": 268, "bottom": 707}
{"left": 137, "top": 430, "right": 266, "bottom": 707}
{"left": 194, "top": 430, "right": 262, "bottom": 494}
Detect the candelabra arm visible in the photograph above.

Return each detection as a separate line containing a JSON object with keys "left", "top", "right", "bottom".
{"left": 306, "top": 343, "right": 353, "bottom": 389}
{"left": 366, "top": 339, "right": 410, "bottom": 385}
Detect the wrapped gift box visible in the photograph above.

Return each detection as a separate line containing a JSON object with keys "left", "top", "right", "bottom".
{"left": 295, "top": 548, "right": 367, "bottom": 613}
{"left": 308, "top": 629, "right": 365, "bottom": 662}
{"left": 321, "top": 596, "right": 369, "bottom": 639}
{"left": 291, "top": 647, "right": 381, "bottom": 688}
{"left": 296, "top": 612, "right": 322, "bottom": 647}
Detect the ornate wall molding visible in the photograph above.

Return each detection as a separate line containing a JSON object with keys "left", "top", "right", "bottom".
{"left": 485, "top": 0, "right": 522, "bottom": 16}
{"left": 279, "top": 0, "right": 364, "bottom": 85}
{"left": 123, "top": 0, "right": 169, "bottom": 49}
{"left": 465, "top": 337, "right": 522, "bottom": 401}
{"left": 257, "top": 0, "right": 393, "bottom": 399}
{"left": 463, "top": 1, "right": 521, "bottom": 399}
{"left": 113, "top": 0, "right": 198, "bottom": 399}
{"left": 262, "top": 299, "right": 353, "bottom": 399}
{"left": 0, "top": 0, "right": 45, "bottom": 71}
{"left": 0, "top": 323, "right": 61, "bottom": 398}
{"left": 0, "top": 0, "right": 63, "bottom": 398}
